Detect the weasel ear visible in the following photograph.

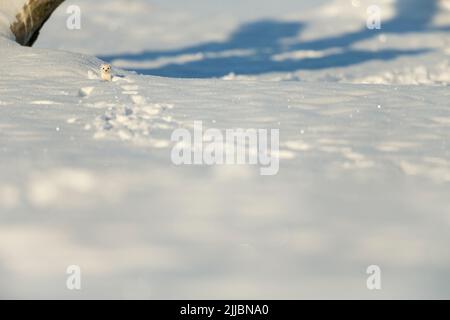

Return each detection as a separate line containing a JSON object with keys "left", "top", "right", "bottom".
{"left": 8, "top": 0, "right": 65, "bottom": 46}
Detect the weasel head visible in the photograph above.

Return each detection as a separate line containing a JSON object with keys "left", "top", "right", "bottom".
{"left": 101, "top": 64, "right": 112, "bottom": 74}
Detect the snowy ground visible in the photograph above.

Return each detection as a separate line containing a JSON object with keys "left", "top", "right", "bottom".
{"left": 1, "top": 0, "right": 450, "bottom": 299}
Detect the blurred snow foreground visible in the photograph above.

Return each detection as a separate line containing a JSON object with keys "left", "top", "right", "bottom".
{"left": 1, "top": 0, "right": 450, "bottom": 299}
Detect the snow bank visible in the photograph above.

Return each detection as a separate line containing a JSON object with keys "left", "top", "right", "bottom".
{"left": 1, "top": 0, "right": 450, "bottom": 299}
{"left": 2, "top": 37, "right": 450, "bottom": 298}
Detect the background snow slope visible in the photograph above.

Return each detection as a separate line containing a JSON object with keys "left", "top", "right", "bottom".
{"left": 1, "top": 0, "right": 450, "bottom": 299}
{"left": 37, "top": 0, "right": 450, "bottom": 84}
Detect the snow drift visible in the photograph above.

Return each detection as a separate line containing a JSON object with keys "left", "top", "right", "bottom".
{"left": 1, "top": 0, "right": 450, "bottom": 299}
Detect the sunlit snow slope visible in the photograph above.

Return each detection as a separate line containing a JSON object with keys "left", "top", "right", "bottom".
{"left": 1, "top": 0, "right": 450, "bottom": 299}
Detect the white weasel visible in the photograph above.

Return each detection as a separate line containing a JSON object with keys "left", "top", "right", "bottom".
{"left": 100, "top": 64, "right": 112, "bottom": 81}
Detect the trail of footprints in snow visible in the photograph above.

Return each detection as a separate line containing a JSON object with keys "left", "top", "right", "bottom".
{"left": 80, "top": 78, "right": 176, "bottom": 148}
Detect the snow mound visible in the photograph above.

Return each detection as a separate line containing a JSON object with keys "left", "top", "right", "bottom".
{"left": 1, "top": 0, "right": 450, "bottom": 300}
{"left": 0, "top": 37, "right": 102, "bottom": 79}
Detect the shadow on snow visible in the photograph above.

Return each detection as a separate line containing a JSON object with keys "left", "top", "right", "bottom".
{"left": 100, "top": 0, "right": 447, "bottom": 78}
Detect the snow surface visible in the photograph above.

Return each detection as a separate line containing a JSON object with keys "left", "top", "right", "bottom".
{"left": 1, "top": 0, "right": 450, "bottom": 299}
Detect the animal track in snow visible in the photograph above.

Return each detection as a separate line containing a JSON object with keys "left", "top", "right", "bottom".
{"left": 73, "top": 75, "right": 177, "bottom": 148}
{"left": 92, "top": 103, "right": 175, "bottom": 148}
{"left": 130, "top": 95, "right": 146, "bottom": 105}
{"left": 79, "top": 87, "right": 95, "bottom": 97}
